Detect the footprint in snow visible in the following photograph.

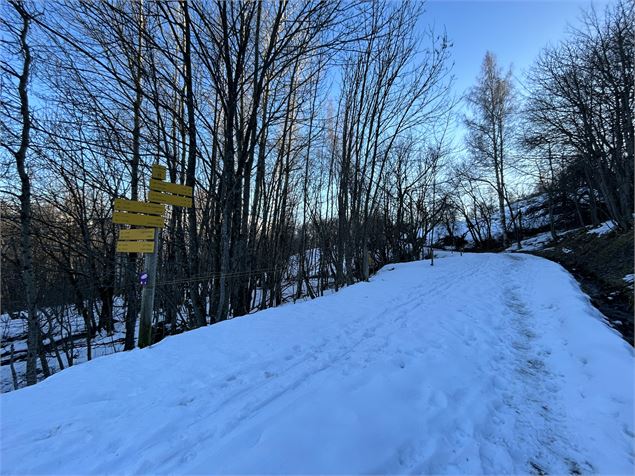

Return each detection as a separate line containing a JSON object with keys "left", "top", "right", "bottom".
{"left": 430, "top": 390, "right": 448, "bottom": 409}
{"left": 392, "top": 357, "right": 406, "bottom": 369}
{"left": 177, "top": 396, "right": 195, "bottom": 407}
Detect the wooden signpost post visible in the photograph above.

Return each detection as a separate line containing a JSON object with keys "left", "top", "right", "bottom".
{"left": 113, "top": 164, "right": 193, "bottom": 348}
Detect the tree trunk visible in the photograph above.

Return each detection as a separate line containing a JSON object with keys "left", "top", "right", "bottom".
{"left": 12, "top": 2, "right": 39, "bottom": 386}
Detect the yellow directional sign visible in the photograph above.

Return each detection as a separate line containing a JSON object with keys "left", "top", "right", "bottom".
{"left": 114, "top": 198, "right": 165, "bottom": 216}
{"left": 116, "top": 240, "right": 155, "bottom": 253}
{"left": 113, "top": 211, "right": 164, "bottom": 228}
{"left": 148, "top": 190, "right": 192, "bottom": 208}
{"left": 151, "top": 164, "right": 166, "bottom": 181}
{"left": 119, "top": 228, "right": 155, "bottom": 241}
{"left": 149, "top": 179, "right": 193, "bottom": 197}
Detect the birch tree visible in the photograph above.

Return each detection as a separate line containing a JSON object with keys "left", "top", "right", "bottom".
{"left": 465, "top": 52, "right": 516, "bottom": 248}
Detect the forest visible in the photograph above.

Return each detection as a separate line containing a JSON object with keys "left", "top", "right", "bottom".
{"left": 1, "top": 0, "right": 633, "bottom": 390}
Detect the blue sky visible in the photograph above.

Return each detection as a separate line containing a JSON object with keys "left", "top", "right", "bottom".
{"left": 417, "top": 0, "right": 612, "bottom": 151}
{"left": 423, "top": 0, "right": 610, "bottom": 98}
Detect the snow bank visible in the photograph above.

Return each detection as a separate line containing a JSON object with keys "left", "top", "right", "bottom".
{"left": 587, "top": 220, "right": 617, "bottom": 236}
{"left": 506, "top": 230, "right": 554, "bottom": 251}
{"left": 1, "top": 303, "right": 129, "bottom": 393}
{"left": 1, "top": 253, "right": 633, "bottom": 474}
{"left": 439, "top": 193, "right": 553, "bottom": 245}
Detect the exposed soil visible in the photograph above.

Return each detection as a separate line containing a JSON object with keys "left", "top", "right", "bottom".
{"left": 531, "top": 228, "right": 634, "bottom": 345}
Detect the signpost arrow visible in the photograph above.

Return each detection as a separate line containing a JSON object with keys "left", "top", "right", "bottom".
{"left": 148, "top": 190, "right": 193, "bottom": 208}
{"left": 112, "top": 211, "right": 164, "bottom": 228}
{"left": 114, "top": 198, "right": 165, "bottom": 215}
{"left": 151, "top": 164, "right": 166, "bottom": 180}
{"left": 112, "top": 165, "right": 193, "bottom": 349}
{"left": 116, "top": 240, "right": 155, "bottom": 254}
{"left": 119, "top": 228, "right": 155, "bottom": 241}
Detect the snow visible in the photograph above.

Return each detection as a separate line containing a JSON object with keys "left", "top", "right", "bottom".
{"left": 587, "top": 220, "right": 616, "bottom": 236}
{"left": 506, "top": 231, "right": 554, "bottom": 251}
{"left": 0, "top": 315, "right": 27, "bottom": 340}
{"left": 2, "top": 274, "right": 325, "bottom": 392}
{"left": 623, "top": 274, "right": 634, "bottom": 284}
{"left": 504, "top": 227, "right": 586, "bottom": 253}
{"left": 1, "top": 301, "right": 130, "bottom": 392}
{"left": 1, "top": 253, "right": 633, "bottom": 475}
{"left": 436, "top": 193, "right": 564, "bottom": 246}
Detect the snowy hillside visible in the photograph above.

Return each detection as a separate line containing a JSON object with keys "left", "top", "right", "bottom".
{"left": 436, "top": 193, "right": 555, "bottom": 246}
{"left": 1, "top": 253, "right": 633, "bottom": 474}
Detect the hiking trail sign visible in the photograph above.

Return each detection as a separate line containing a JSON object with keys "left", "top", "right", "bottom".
{"left": 112, "top": 164, "right": 193, "bottom": 348}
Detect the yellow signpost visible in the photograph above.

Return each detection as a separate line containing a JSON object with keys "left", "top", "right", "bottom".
{"left": 149, "top": 179, "right": 193, "bottom": 197}
{"left": 119, "top": 228, "right": 155, "bottom": 241}
{"left": 151, "top": 164, "right": 166, "bottom": 180}
{"left": 116, "top": 240, "right": 155, "bottom": 253}
{"left": 111, "top": 164, "right": 194, "bottom": 349}
{"left": 148, "top": 190, "right": 193, "bottom": 208}
{"left": 112, "top": 211, "right": 164, "bottom": 228}
{"left": 114, "top": 198, "right": 164, "bottom": 215}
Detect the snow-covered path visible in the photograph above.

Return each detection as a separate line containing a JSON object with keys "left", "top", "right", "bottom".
{"left": 1, "top": 253, "right": 633, "bottom": 474}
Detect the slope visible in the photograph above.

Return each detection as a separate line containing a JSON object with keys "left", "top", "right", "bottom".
{"left": 1, "top": 253, "right": 633, "bottom": 474}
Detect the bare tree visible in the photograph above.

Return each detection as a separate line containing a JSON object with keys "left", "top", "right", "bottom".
{"left": 465, "top": 52, "right": 517, "bottom": 247}
{"left": 0, "top": 0, "right": 40, "bottom": 385}
{"left": 526, "top": 0, "right": 633, "bottom": 231}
